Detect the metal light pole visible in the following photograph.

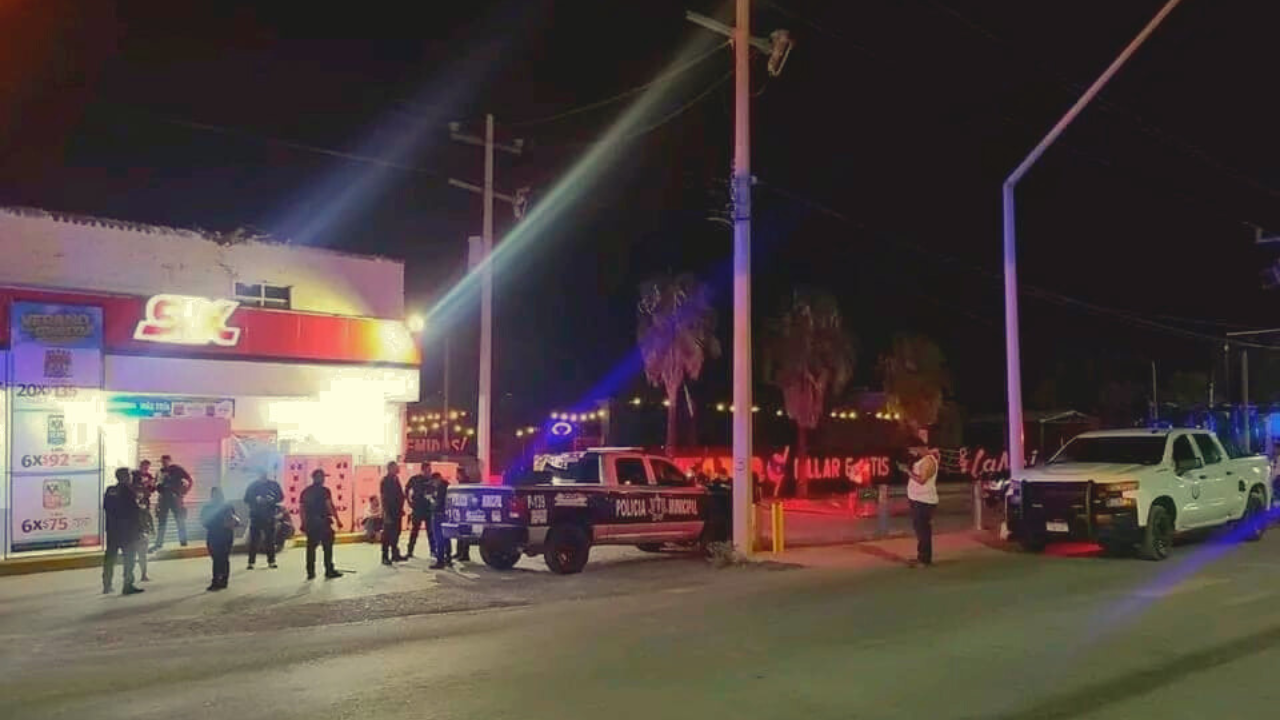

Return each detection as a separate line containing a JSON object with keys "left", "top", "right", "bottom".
{"left": 1002, "top": 0, "right": 1182, "bottom": 480}
{"left": 1225, "top": 328, "right": 1280, "bottom": 454}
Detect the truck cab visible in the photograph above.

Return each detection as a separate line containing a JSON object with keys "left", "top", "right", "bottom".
{"left": 1009, "top": 428, "right": 1271, "bottom": 560}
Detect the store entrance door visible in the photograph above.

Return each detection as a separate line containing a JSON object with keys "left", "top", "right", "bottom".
{"left": 138, "top": 417, "right": 230, "bottom": 544}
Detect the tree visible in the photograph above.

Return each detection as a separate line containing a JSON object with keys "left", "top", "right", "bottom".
{"left": 881, "top": 333, "right": 950, "bottom": 434}
{"left": 762, "top": 288, "right": 856, "bottom": 498}
{"left": 637, "top": 273, "right": 721, "bottom": 454}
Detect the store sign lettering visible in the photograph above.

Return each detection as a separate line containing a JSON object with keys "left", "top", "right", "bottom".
{"left": 133, "top": 294, "right": 241, "bottom": 347}
{"left": 955, "top": 447, "right": 1040, "bottom": 479}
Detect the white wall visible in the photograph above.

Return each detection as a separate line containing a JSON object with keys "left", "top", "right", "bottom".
{"left": 0, "top": 207, "right": 405, "bottom": 319}
{"left": 105, "top": 356, "right": 419, "bottom": 401}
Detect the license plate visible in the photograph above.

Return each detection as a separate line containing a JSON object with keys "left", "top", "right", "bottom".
{"left": 1046, "top": 521, "right": 1069, "bottom": 533}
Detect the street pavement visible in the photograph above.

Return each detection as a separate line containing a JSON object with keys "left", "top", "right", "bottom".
{"left": 4, "top": 529, "right": 1280, "bottom": 720}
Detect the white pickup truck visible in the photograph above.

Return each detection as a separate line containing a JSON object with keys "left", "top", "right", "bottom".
{"left": 1008, "top": 428, "right": 1272, "bottom": 560}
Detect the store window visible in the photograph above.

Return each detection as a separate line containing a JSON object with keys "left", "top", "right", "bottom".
{"left": 233, "top": 282, "right": 291, "bottom": 309}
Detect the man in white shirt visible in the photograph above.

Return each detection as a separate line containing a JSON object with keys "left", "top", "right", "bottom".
{"left": 905, "top": 443, "right": 940, "bottom": 568}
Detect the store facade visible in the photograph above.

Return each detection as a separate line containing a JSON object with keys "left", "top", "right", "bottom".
{"left": 0, "top": 207, "right": 421, "bottom": 559}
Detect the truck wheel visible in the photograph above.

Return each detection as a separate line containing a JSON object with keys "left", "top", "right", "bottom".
{"left": 1019, "top": 534, "right": 1047, "bottom": 553}
{"left": 545, "top": 525, "right": 590, "bottom": 574}
{"left": 480, "top": 537, "right": 522, "bottom": 570}
{"left": 636, "top": 543, "right": 665, "bottom": 553}
{"left": 1140, "top": 505, "right": 1174, "bottom": 561}
{"left": 1242, "top": 490, "right": 1267, "bottom": 543}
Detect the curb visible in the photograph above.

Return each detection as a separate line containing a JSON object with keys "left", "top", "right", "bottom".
{"left": 0, "top": 533, "right": 371, "bottom": 577}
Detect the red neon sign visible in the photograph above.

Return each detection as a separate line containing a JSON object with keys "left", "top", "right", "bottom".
{"left": 133, "top": 294, "right": 242, "bottom": 347}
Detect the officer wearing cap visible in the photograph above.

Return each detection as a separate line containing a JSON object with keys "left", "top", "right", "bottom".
{"left": 299, "top": 468, "right": 343, "bottom": 580}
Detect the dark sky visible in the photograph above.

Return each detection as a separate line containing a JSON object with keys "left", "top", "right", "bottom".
{"left": 4, "top": 0, "right": 1280, "bottom": 431}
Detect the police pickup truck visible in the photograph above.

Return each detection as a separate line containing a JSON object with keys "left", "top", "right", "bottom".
{"left": 1008, "top": 428, "right": 1272, "bottom": 560}
{"left": 442, "top": 448, "right": 730, "bottom": 574}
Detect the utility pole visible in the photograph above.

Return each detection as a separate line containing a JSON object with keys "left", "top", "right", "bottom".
{"left": 1224, "top": 328, "right": 1280, "bottom": 454}
{"left": 442, "top": 335, "right": 451, "bottom": 451}
{"left": 686, "top": 3, "right": 792, "bottom": 554}
{"left": 1001, "top": 0, "right": 1182, "bottom": 481}
{"left": 449, "top": 117, "right": 528, "bottom": 481}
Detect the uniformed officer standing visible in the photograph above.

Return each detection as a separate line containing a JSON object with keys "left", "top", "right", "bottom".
{"left": 300, "top": 468, "right": 344, "bottom": 580}
{"left": 130, "top": 462, "right": 155, "bottom": 583}
{"left": 244, "top": 472, "right": 284, "bottom": 569}
{"left": 403, "top": 469, "right": 434, "bottom": 560}
{"left": 452, "top": 468, "right": 473, "bottom": 562}
{"left": 103, "top": 467, "right": 144, "bottom": 596}
{"left": 429, "top": 472, "right": 453, "bottom": 570}
{"left": 380, "top": 461, "right": 407, "bottom": 565}
{"left": 151, "top": 455, "right": 193, "bottom": 551}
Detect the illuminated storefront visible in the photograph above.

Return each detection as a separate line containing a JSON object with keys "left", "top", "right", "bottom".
{"left": 0, "top": 287, "right": 420, "bottom": 559}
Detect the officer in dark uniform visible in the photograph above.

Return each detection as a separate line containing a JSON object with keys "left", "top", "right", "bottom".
{"left": 244, "top": 472, "right": 284, "bottom": 569}
{"left": 380, "top": 461, "right": 406, "bottom": 565}
{"left": 151, "top": 455, "right": 193, "bottom": 551}
{"left": 404, "top": 468, "right": 434, "bottom": 559}
{"left": 130, "top": 464, "right": 154, "bottom": 582}
{"left": 429, "top": 472, "right": 453, "bottom": 569}
{"left": 300, "top": 468, "right": 343, "bottom": 580}
{"left": 103, "top": 467, "right": 144, "bottom": 596}
{"left": 452, "top": 468, "right": 473, "bottom": 562}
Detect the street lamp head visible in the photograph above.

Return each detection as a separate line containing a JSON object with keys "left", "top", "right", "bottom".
{"left": 406, "top": 314, "right": 426, "bottom": 333}
{"left": 767, "top": 30, "right": 794, "bottom": 77}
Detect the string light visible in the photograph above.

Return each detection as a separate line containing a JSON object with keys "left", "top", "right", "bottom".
{"left": 630, "top": 397, "right": 643, "bottom": 406}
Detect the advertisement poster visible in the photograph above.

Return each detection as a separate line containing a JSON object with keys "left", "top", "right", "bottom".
{"left": 8, "top": 472, "right": 101, "bottom": 552}
{"left": 9, "top": 407, "right": 101, "bottom": 473}
{"left": 9, "top": 302, "right": 103, "bottom": 388}
{"left": 221, "top": 430, "right": 279, "bottom": 502}
{"left": 109, "top": 395, "right": 235, "bottom": 420}
{"left": 8, "top": 302, "right": 104, "bottom": 555}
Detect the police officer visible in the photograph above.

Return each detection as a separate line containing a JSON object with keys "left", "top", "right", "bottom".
{"left": 244, "top": 471, "right": 284, "bottom": 569}
{"left": 129, "top": 464, "right": 154, "bottom": 583}
{"left": 103, "top": 467, "right": 144, "bottom": 596}
{"left": 299, "top": 468, "right": 344, "bottom": 581}
{"left": 380, "top": 461, "right": 407, "bottom": 565}
{"left": 429, "top": 472, "right": 453, "bottom": 570}
{"left": 403, "top": 468, "right": 434, "bottom": 560}
{"left": 151, "top": 455, "right": 193, "bottom": 551}
{"left": 452, "top": 468, "right": 473, "bottom": 562}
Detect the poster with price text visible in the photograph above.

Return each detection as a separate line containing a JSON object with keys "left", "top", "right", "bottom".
{"left": 10, "top": 407, "right": 101, "bottom": 473}
{"left": 9, "top": 472, "right": 101, "bottom": 552}
{"left": 9, "top": 302, "right": 103, "bottom": 388}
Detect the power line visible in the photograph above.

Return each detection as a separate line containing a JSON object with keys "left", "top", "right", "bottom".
{"left": 508, "top": 41, "right": 730, "bottom": 128}
{"left": 153, "top": 115, "right": 450, "bottom": 180}
{"left": 757, "top": 180, "right": 1279, "bottom": 348}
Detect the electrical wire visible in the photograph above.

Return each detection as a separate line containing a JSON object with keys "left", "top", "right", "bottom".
{"left": 757, "top": 180, "right": 1280, "bottom": 349}
{"left": 153, "top": 115, "right": 449, "bottom": 180}
{"left": 508, "top": 41, "right": 730, "bottom": 128}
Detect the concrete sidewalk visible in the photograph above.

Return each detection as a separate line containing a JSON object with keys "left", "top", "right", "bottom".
{"left": 770, "top": 530, "right": 1010, "bottom": 570}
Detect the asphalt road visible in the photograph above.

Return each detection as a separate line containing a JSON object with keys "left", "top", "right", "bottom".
{"left": 5, "top": 532, "right": 1280, "bottom": 720}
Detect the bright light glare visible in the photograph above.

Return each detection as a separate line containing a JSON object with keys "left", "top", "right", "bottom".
{"left": 407, "top": 314, "right": 425, "bottom": 333}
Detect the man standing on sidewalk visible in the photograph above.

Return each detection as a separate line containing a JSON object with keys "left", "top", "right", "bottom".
{"left": 403, "top": 467, "right": 433, "bottom": 560}
{"left": 152, "top": 455, "right": 193, "bottom": 551}
{"left": 429, "top": 472, "right": 453, "bottom": 570}
{"left": 905, "top": 442, "right": 940, "bottom": 568}
{"left": 300, "top": 468, "right": 343, "bottom": 580}
{"left": 452, "top": 467, "right": 473, "bottom": 562}
{"left": 380, "top": 461, "right": 406, "bottom": 565}
{"left": 103, "top": 467, "right": 144, "bottom": 596}
{"left": 244, "top": 471, "right": 284, "bottom": 570}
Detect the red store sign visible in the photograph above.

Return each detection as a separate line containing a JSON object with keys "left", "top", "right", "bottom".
{"left": 0, "top": 288, "right": 420, "bottom": 366}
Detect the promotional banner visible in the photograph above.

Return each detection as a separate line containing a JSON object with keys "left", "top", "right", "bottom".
{"left": 8, "top": 303, "right": 104, "bottom": 555}
{"left": 9, "top": 302, "right": 103, "bottom": 388}
{"left": 109, "top": 395, "right": 235, "bottom": 420}
{"left": 8, "top": 472, "right": 100, "bottom": 552}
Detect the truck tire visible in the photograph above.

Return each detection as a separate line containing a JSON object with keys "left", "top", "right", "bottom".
{"left": 545, "top": 524, "right": 590, "bottom": 574}
{"left": 1140, "top": 504, "right": 1174, "bottom": 561}
{"left": 1242, "top": 490, "right": 1267, "bottom": 543}
{"left": 1019, "top": 534, "right": 1047, "bottom": 553}
{"left": 480, "top": 536, "right": 522, "bottom": 570}
{"left": 636, "top": 543, "right": 665, "bottom": 553}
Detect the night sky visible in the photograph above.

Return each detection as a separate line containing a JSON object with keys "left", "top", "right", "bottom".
{"left": 4, "top": 0, "right": 1280, "bottom": 435}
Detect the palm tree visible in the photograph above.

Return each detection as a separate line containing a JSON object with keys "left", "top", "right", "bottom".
{"left": 637, "top": 273, "right": 721, "bottom": 454}
{"left": 762, "top": 288, "right": 856, "bottom": 497}
{"left": 881, "top": 333, "right": 950, "bottom": 434}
